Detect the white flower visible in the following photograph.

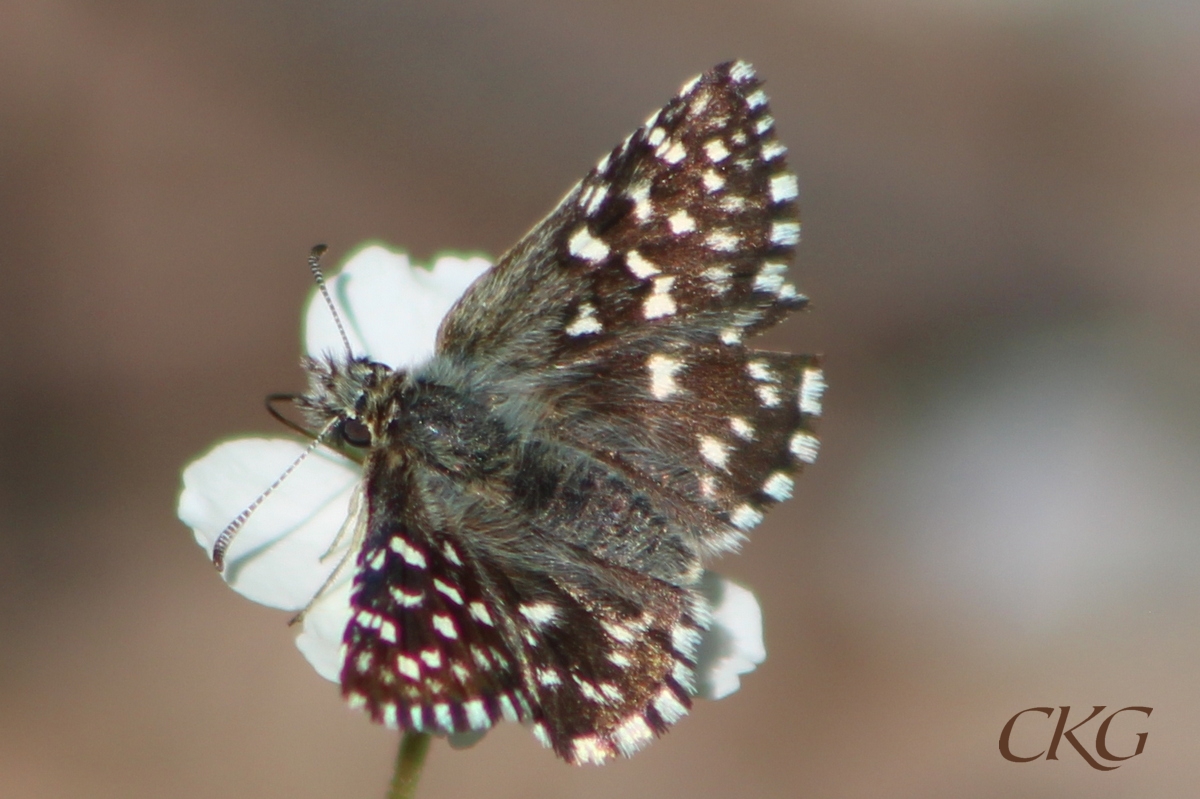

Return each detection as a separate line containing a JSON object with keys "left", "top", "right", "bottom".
{"left": 178, "top": 243, "right": 766, "bottom": 726}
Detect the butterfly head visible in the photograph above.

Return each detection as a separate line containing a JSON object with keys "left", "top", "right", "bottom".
{"left": 299, "top": 355, "right": 398, "bottom": 449}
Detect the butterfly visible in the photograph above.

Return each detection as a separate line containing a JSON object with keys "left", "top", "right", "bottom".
{"left": 217, "top": 60, "right": 821, "bottom": 765}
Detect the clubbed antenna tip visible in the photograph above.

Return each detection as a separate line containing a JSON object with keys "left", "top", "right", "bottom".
{"left": 308, "top": 244, "right": 354, "bottom": 358}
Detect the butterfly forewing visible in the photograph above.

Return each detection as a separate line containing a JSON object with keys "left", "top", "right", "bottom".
{"left": 437, "top": 60, "right": 804, "bottom": 372}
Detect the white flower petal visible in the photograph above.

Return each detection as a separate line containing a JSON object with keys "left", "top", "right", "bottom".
{"left": 295, "top": 576, "right": 354, "bottom": 683}
{"left": 695, "top": 572, "right": 766, "bottom": 700}
{"left": 304, "top": 245, "right": 490, "bottom": 369}
{"left": 178, "top": 438, "right": 359, "bottom": 611}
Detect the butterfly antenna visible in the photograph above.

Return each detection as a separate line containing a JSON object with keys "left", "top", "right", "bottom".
{"left": 211, "top": 416, "right": 340, "bottom": 572}
{"left": 308, "top": 244, "right": 354, "bottom": 358}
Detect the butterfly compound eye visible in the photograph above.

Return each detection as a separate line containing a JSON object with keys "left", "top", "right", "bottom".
{"left": 341, "top": 417, "right": 371, "bottom": 447}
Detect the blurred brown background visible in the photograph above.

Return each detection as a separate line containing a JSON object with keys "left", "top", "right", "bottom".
{"left": 2, "top": 1, "right": 1199, "bottom": 797}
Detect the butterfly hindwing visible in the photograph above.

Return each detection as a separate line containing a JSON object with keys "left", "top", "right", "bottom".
{"left": 547, "top": 334, "right": 823, "bottom": 554}
{"left": 341, "top": 448, "right": 709, "bottom": 763}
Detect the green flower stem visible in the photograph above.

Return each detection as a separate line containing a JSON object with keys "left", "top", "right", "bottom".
{"left": 387, "top": 731, "right": 431, "bottom": 799}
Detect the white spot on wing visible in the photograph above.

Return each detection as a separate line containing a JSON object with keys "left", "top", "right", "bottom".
{"left": 565, "top": 302, "right": 603, "bottom": 337}
{"left": 746, "top": 89, "right": 768, "bottom": 109}
{"left": 468, "top": 601, "right": 494, "bottom": 626}
{"left": 577, "top": 678, "right": 605, "bottom": 704}
{"left": 701, "top": 265, "right": 732, "bottom": 296}
{"left": 607, "top": 651, "right": 632, "bottom": 668}
{"left": 583, "top": 183, "right": 609, "bottom": 216}
{"left": 433, "top": 613, "right": 458, "bottom": 640}
{"left": 441, "top": 541, "right": 463, "bottom": 566}
{"left": 568, "top": 729, "right": 609, "bottom": 763}
{"left": 800, "top": 367, "right": 826, "bottom": 416}
{"left": 518, "top": 602, "right": 559, "bottom": 628}
{"left": 390, "top": 586, "right": 423, "bottom": 607}
{"left": 668, "top": 210, "right": 696, "bottom": 235}
{"left": 672, "top": 623, "right": 703, "bottom": 657}
{"left": 729, "top": 61, "right": 756, "bottom": 83}
{"left": 628, "top": 180, "right": 654, "bottom": 221}
{"left": 464, "top": 699, "right": 491, "bottom": 730}
{"left": 699, "top": 435, "right": 731, "bottom": 469}
{"left": 434, "top": 578, "right": 463, "bottom": 605}
{"left": 647, "top": 126, "right": 667, "bottom": 147}
{"left": 757, "top": 384, "right": 782, "bottom": 407}
{"left": 498, "top": 693, "right": 519, "bottom": 722}
{"left": 658, "top": 139, "right": 687, "bottom": 164}
{"left": 672, "top": 660, "right": 696, "bottom": 693}
{"left": 705, "top": 229, "right": 739, "bottom": 252}
{"left": 704, "top": 139, "right": 731, "bottom": 162}
{"left": 379, "top": 620, "right": 396, "bottom": 643}
{"left": 747, "top": 360, "right": 776, "bottom": 382}
{"left": 702, "top": 116, "right": 728, "bottom": 136}
{"left": 654, "top": 686, "right": 689, "bottom": 724}
{"left": 571, "top": 735, "right": 611, "bottom": 765}
{"left": 397, "top": 654, "right": 421, "bottom": 681}
{"left": 601, "top": 619, "right": 636, "bottom": 644}
{"left": 702, "top": 170, "right": 725, "bottom": 192}
{"left": 647, "top": 353, "right": 684, "bottom": 400}
{"left": 729, "top": 416, "right": 755, "bottom": 441}
{"left": 730, "top": 503, "right": 764, "bottom": 530}
{"left": 719, "top": 326, "right": 742, "bottom": 345}
{"left": 532, "top": 722, "right": 552, "bottom": 748}
{"left": 419, "top": 648, "right": 442, "bottom": 669}
{"left": 389, "top": 537, "right": 426, "bottom": 568}
{"left": 762, "top": 140, "right": 787, "bottom": 161}
{"left": 613, "top": 714, "right": 655, "bottom": 757}
{"left": 470, "top": 644, "right": 492, "bottom": 671}
{"left": 626, "top": 250, "right": 660, "bottom": 279}
{"left": 643, "top": 275, "right": 678, "bottom": 319}
{"left": 433, "top": 703, "right": 453, "bottom": 731}
{"left": 754, "top": 262, "right": 788, "bottom": 294}
{"left": 771, "top": 221, "right": 801, "bottom": 246}
{"left": 770, "top": 173, "right": 799, "bottom": 203}
{"left": 790, "top": 431, "right": 820, "bottom": 463}
{"left": 755, "top": 114, "right": 774, "bottom": 134}
{"left": 763, "top": 471, "right": 794, "bottom": 501}
{"left": 568, "top": 226, "right": 610, "bottom": 262}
